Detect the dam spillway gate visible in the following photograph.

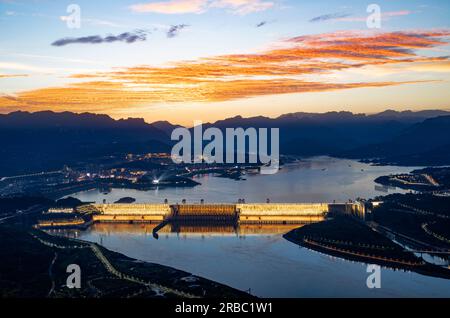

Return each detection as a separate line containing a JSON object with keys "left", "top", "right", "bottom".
{"left": 171, "top": 204, "right": 238, "bottom": 224}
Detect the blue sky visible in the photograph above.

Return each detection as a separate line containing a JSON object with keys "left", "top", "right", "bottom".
{"left": 1, "top": 0, "right": 449, "bottom": 124}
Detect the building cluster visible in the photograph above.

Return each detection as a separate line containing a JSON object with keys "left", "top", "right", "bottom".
{"left": 0, "top": 152, "right": 178, "bottom": 197}
{"left": 0, "top": 169, "right": 76, "bottom": 197}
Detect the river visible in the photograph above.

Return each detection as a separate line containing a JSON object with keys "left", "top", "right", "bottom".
{"left": 64, "top": 157, "right": 450, "bottom": 297}
{"left": 71, "top": 157, "right": 414, "bottom": 204}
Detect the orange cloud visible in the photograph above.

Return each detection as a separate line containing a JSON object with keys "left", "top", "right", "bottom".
{"left": 1, "top": 30, "right": 449, "bottom": 114}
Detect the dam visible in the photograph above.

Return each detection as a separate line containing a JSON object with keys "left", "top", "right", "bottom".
{"left": 86, "top": 204, "right": 171, "bottom": 223}
{"left": 74, "top": 202, "right": 365, "bottom": 225}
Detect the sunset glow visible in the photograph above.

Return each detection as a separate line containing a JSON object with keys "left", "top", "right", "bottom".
{"left": 1, "top": 0, "right": 449, "bottom": 124}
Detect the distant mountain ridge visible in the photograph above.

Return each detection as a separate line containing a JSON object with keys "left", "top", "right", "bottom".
{"left": 0, "top": 111, "right": 171, "bottom": 176}
{"left": 1, "top": 109, "right": 450, "bottom": 176}
{"left": 370, "top": 109, "right": 450, "bottom": 121}
{"left": 150, "top": 120, "right": 183, "bottom": 135}
{"left": 197, "top": 110, "right": 450, "bottom": 159}
{"left": 1, "top": 111, "right": 153, "bottom": 129}
{"left": 343, "top": 115, "right": 450, "bottom": 165}
{"left": 2, "top": 109, "right": 448, "bottom": 130}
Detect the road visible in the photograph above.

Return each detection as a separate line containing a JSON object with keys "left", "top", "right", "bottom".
{"left": 0, "top": 170, "right": 63, "bottom": 182}
{"left": 0, "top": 204, "right": 47, "bottom": 224}
{"left": 31, "top": 233, "right": 199, "bottom": 298}
{"left": 367, "top": 221, "right": 450, "bottom": 254}
{"left": 397, "top": 202, "right": 450, "bottom": 219}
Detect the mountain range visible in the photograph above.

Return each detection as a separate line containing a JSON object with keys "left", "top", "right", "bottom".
{"left": 0, "top": 111, "right": 169, "bottom": 176}
{"left": 1, "top": 109, "right": 449, "bottom": 176}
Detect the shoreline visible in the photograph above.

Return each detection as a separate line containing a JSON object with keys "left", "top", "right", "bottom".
{"left": 0, "top": 224, "right": 253, "bottom": 298}
{"left": 283, "top": 219, "right": 450, "bottom": 281}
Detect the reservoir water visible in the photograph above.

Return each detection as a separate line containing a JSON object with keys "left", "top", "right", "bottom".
{"left": 65, "top": 157, "right": 450, "bottom": 297}
{"left": 71, "top": 157, "right": 415, "bottom": 204}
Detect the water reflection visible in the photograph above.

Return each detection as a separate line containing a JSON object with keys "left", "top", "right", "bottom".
{"left": 61, "top": 223, "right": 302, "bottom": 237}
{"left": 57, "top": 223, "right": 450, "bottom": 298}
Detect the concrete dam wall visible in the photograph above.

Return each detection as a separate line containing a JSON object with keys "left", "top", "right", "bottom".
{"left": 88, "top": 204, "right": 171, "bottom": 223}
{"left": 80, "top": 202, "right": 341, "bottom": 224}
{"left": 237, "top": 203, "right": 329, "bottom": 224}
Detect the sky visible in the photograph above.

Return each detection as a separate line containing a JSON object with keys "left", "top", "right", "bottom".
{"left": 0, "top": 0, "right": 449, "bottom": 125}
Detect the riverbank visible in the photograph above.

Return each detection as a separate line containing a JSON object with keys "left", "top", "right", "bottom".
{"left": 374, "top": 166, "right": 450, "bottom": 192}
{"left": 0, "top": 224, "right": 252, "bottom": 298}
{"left": 372, "top": 193, "right": 450, "bottom": 250}
{"left": 283, "top": 216, "right": 450, "bottom": 280}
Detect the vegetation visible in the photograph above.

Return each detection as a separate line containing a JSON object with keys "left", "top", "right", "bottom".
{"left": 54, "top": 197, "right": 84, "bottom": 208}
{"left": 285, "top": 216, "right": 419, "bottom": 264}
{"left": 372, "top": 193, "right": 450, "bottom": 250}
{"left": 0, "top": 225, "right": 251, "bottom": 298}
{"left": 114, "top": 197, "right": 137, "bottom": 204}
{"left": 375, "top": 167, "right": 450, "bottom": 191}
{"left": 284, "top": 215, "right": 450, "bottom": 279}
{"left": 0, "top": 196, "right": 52, "bottom": 214}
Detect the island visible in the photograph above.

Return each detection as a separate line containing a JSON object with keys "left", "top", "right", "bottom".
{"left": 114, "top": 197, "right": 136, "bottom": 204}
